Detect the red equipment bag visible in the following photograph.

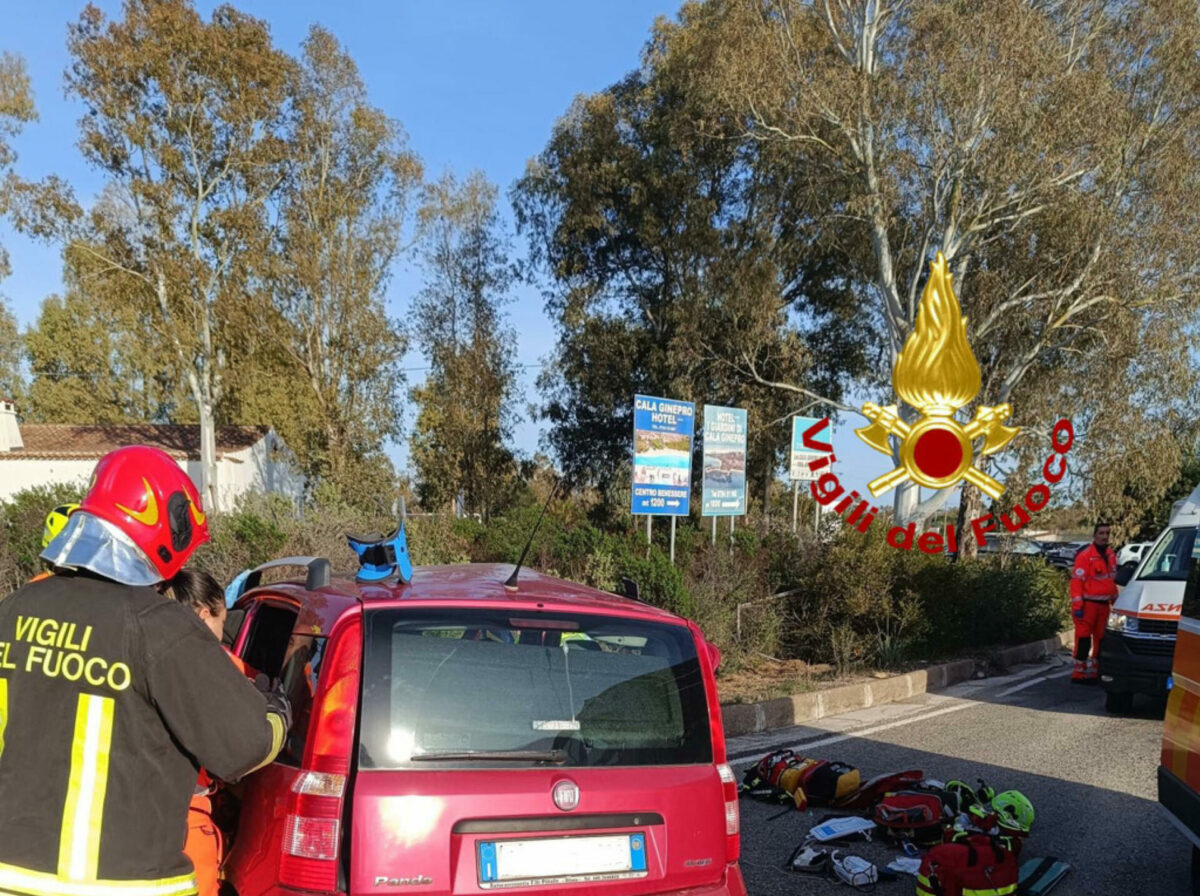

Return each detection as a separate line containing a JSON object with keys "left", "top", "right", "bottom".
{"left": 833, "top": 769, "right": 924, "bottom": 810}
{"left": 915, "top": 832, "right": 1019, "bottom": 896}
{"left": 872, "top": 790, "right": 947, "bottom": 846}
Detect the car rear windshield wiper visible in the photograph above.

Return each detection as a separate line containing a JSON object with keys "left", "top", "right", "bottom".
{"left": 410, "top": 749, "right": 568, "bottom": 763}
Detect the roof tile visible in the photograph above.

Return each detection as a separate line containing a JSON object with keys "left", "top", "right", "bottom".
{"left": 1, "top": 424, "right": 269, "bottom": 460}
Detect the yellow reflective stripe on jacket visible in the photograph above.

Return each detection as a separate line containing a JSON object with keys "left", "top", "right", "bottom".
{"left": 0, "top": 678, "right": 7, "bottom": 761}
{"left": 916, "top": 872, "right": 1016, "bottom": 896}
{"left": 57, "top": 695, "right": 115, "bottom": 881}
{"left": 0, "top": 864, "right": 195, "bottom": 896}
{"left": 243, "top": 712, "right": 287, "bottom": 778}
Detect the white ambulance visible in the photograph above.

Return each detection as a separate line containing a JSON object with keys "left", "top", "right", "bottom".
{"left": 1100, "top": 483, "right": 1200, "bottom": 713}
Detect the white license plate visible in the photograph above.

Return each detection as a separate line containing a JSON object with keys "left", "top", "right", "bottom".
{"left": 477, "top": 833, "right": 647, "bottom": 888}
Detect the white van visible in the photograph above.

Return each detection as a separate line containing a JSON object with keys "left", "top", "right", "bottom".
{"left": 1101, "top": 483, "right": 1200, "bottom": 713}
{"left": 1117, "top": 541, "right": 1152, "bottom": 567}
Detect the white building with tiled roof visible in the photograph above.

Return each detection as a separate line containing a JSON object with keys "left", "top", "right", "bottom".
{"left": 0, "top": 398, "right": 305, "bottom": 512}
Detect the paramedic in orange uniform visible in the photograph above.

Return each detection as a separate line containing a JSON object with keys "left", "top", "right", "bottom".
{"left": 1070, "top": 522, "right": 1118, "bottom": 682}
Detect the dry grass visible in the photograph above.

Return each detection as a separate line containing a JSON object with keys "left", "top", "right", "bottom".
{"left": 715, "top": 656, "right": 897, "bottom": 704}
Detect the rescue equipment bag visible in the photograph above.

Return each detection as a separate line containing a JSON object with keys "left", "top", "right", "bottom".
{"left": 915, "top": 832, "right": 1019, "bottom": 896}
{"left": 833, "top": 768, "right": 925, "bottom": 810}
{"left": 872, "top": 790, "right": 948, "bottom": 846}
{"left": 741, "top": 750, "right": 861, "bottom": 809}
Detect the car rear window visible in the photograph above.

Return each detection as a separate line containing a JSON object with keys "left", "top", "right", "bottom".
{"left": 358, "top": 608, "right": 713, "bottom": 769}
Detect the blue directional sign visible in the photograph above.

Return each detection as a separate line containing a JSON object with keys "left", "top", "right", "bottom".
{"left": 702, "top": 405, "right": 747, "bottom": 517}
{"left": 631, "top": 395, "right": 695, "bottom": 516}
{"left": 791, "top": 416, "right": 832, "bottom": 482}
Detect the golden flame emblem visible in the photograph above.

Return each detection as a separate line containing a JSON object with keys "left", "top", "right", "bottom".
{"left": 855, "top": 253, "right": 1018, "bottom": 499}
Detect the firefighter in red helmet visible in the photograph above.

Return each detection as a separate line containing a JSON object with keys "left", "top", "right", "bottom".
{"left": 0, "top": 445, "right": 288, "bottom": 896}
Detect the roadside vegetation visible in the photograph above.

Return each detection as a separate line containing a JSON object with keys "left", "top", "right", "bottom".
{"left": 1, "top": 482, "right": 1068, "bottom": 702}
{"left": 0, "top": 1, "right": 1195, "bottom": 701}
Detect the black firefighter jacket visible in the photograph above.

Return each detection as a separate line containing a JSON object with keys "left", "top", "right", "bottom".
{"left": 0, "top": 571, "right": 281, "bottom": 896}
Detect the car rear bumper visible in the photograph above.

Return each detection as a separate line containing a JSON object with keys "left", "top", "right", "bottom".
{"left": 656, "top": 865, "right": 747, "bottom": 895}
{"left": 1101, "top": 631, "right": 1174, "bottom": 695}
{"left": 264, "top": 864, "right": 747, "bottom": 896}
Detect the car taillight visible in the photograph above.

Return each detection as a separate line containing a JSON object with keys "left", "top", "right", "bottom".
{"left": 717, "top": 763, "right": 740, "bottom": 861}
{"left": 691, "top": 622, "right": 740, "bottom": 865}
{"left": 280, "top": 616, "right": 362, "bottom": 893}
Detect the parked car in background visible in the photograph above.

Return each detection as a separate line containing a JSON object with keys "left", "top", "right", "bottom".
{"left": 220, "top": 554, "right": 747, "bottom": 896}
{"left": 1117, "top": 541, "right": 1153, "bottom": 567}
{"left": 978, "top": 534, "right": 1045, "bottom": 556}
{"left": 1045, "top": 541, "right": 1090, "bottom": 570}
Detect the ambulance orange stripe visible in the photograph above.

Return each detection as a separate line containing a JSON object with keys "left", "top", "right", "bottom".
{"left": 1172, "top": 628, "right": 1200, "bottom": 687}
{"left": 1163, "top": 685, "right": 1199, "bottom": 777}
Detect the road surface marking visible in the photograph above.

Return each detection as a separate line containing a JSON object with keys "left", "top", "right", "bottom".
{"left": 730, "top": 664, "right": 1069, "bottom": 762}
{"left": 997, "top": 669, "right": 1073, "bottom": 697}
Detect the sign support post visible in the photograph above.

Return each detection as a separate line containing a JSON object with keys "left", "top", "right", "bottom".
{"left": 792, "top": 480, "right": 799, "bottom": 533}
{"left": 670, "top": 515, "right": 677, "bottom": 564}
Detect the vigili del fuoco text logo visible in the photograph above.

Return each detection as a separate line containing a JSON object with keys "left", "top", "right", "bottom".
{"left": 799, "top": 253, "right": 1074, "bottom": 553}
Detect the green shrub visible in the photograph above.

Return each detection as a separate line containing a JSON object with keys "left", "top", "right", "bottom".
{"left": 0, "top": 485, "right": 1066, "bottom": 674}
{"left": 0, "top": 483, "right": 88, "bottom": 591}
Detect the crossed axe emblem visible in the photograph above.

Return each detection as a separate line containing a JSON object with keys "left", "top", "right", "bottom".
{"left": 856, "top": 402, "right": 1018, "bottom": 500}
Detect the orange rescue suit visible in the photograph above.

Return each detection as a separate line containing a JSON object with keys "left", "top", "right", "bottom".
{"left": 1070, "top": 543, "right": 1118, "bottom": 602}
{"left": 1070, "top": 543, "right": 1117, "bottom": 668}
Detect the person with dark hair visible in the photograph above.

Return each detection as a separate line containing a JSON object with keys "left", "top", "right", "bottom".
{"left": 1070, "top": 521, "right": 1118, "bottom": 682}
{"left": 163, "top": 567, "right": 271, "bottom": 896}
{"left": 163, "top": 567, "right": 227, "bottom": 641}
{"left": 0, "top": 445, "right": 289, "bottom": 896}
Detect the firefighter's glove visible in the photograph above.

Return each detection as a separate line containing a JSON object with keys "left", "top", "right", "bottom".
{"left": 253, "top": 673, "right": 292, "bottom": 732}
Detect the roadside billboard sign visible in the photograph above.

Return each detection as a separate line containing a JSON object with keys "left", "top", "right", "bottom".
{"left": 791, "top": 416, "right": 831, "bottom": 481}
{"left": 631, "top": 395, "right": 695, "bottom": 516}
{"left": 701, "top": 405, "right": 747, "bottom": 516}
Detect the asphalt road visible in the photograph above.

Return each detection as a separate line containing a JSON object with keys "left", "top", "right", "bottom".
{"left": 727, "top": 653, "right": 1189, "bottom": 896}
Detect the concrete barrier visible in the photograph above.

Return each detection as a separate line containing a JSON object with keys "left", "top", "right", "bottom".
{"left": 720, "top": 629, "right": 1072, "bottom": 738}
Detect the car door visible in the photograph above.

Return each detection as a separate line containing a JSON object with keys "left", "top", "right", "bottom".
{"left": 224, "top": 596, "right": 307, "bottom": 896}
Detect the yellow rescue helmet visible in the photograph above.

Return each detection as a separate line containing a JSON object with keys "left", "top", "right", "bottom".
{"left": 42, "top": 503, "right": 80, "bottom": 549}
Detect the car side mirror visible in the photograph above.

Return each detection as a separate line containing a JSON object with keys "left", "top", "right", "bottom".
{"left": 1115, "top": 563, "right": 1136, "bottom": 587}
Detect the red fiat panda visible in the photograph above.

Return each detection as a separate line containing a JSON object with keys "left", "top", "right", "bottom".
{"left": 219, "top": 558, "right": 745, "bottom": 896}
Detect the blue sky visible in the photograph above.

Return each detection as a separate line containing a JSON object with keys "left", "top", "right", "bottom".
{"left": 1, "top": 0, "right": 888, "bottom": 504}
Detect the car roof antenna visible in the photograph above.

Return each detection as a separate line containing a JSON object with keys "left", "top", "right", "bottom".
{"left": 504, "top": 479, "right": 562, "bottom": 592}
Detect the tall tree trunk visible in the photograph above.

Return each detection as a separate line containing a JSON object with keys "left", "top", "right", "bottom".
{"left": 762, "top": 461, "right": 772, "bottom": 531}
{"left": 956, "top": 482, "right": 984, "bottom": 559}
{"left": 199, "top": 398, "right": 218, "bottom": 514}
{"left": 894, "top": 480, "right": 920, "bottom": 523}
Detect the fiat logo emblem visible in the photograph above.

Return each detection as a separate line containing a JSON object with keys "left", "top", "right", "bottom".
{"left": 552, "top": 780, "right": 580, "bottom": 811}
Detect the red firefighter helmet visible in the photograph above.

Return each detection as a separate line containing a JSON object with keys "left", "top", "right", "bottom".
{"left": 79, "top": 445, "right": 210, "bottom": 580}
